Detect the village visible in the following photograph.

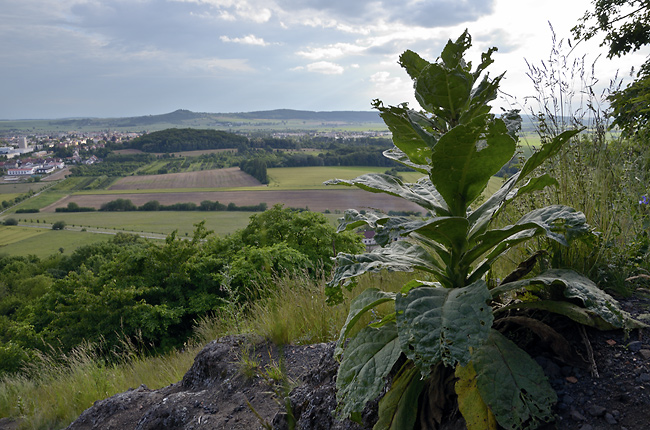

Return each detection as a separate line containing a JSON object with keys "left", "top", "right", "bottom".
{"left": 0, "top": 130, "right": 141, "bottom": 180}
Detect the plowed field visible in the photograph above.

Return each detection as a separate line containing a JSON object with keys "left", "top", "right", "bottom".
{"left": 40, "top": 189, "right": 423, "bottom": 213}
{"left": 109, "top": 167, "right": 261, "bottom": 190}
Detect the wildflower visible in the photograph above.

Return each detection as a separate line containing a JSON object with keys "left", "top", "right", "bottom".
{"left": 640, "top": 195, "right": 648, "bottom": 205}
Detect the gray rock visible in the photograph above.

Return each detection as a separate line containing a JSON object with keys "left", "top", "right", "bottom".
{"left": 570, "top": 409, "right": 587, "bottom": 422}
{"left": 587, "top": 404, "right": 606, "bottom": 417}
{"left": 605, "top": 412, "right": 618, "bottom": 425}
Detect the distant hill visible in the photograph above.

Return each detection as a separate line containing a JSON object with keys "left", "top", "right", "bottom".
{"left": 0, "top": 108, "right": 540, "bottom": 135}
{"left": 35, "top": 109, "right": 385, "bottom": 133}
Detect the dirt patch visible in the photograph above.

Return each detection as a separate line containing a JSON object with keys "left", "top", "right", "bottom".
{"left": 109, "top": 168, "right": 262, "bottom": 190}
{"left": 40, "top": 189, "right": 424, "bottom": 213}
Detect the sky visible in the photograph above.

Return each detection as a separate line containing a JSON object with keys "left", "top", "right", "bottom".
{"left": 1, "top": 0, "right": 648, "bottom": 120}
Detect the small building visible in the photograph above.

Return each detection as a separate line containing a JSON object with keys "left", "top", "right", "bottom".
{"left": 362, "top": 230, "right": 378, "bottom": 252}
{"left": 7, "top": 167, "right": 36, "bottom": 176}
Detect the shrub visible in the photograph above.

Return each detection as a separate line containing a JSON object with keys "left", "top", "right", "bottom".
{"left": 326, "top": 31, "right": 647, "bottom": 430}
{"left": 3, "top": 218, "right": 18, "bottom": 226}
{"left": 52, "top": 221, "right": 66, "bottom": 230}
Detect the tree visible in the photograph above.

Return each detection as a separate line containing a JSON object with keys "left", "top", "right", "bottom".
{"left": 2, "top": 218, "right": 18, "bottom": 226}
{"left": 572, "top": 0, "right": 650, "bottom": 135}
{"left": 52, "top": 221, "right": 66, "bottom": 230}
{"left": 239, "top": 204, "right": 364, "bottom": 272}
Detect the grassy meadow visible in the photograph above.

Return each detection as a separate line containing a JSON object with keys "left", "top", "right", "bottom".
{"left": 0, "top": 226, "right": 115, "bottom": 258}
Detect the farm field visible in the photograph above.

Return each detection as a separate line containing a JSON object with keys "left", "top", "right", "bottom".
{"left": 0, "top": 225, "right": 113, "bottom": 258}
{"left": 109, "top": 167, "right": 262, "bottom": 190}
{"left": 266, "top": 166, "right": 425, "bottom": 189}
{"left": 39, "top": 188, "right": 424, "bottom": 213}
{"left": 14, "top": 211, "right": 265, "bottom": 238}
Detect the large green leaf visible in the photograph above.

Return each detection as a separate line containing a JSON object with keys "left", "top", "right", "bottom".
{"left": 461, "top": 73, "right": 504, "bottom": 125}
{"left": 399, "top": 49, "right": 430, "bottom": 82}
{"left": 415, "top": 63, "right": 472, "bottom": 123}
{"left": 440, "top": 30, "right": 471, "bottom": 70}
{"left": 382, "top": 146, "right": 429, "bottom": 173}
{"left": 325, "top": 174, "right": 449, "bottom": 215}
{"left": 373, "top": 101, "right": 434, "bottom": 166}
{"left": 474, "top": 330, "right": 556, "bottom": 430}
{"left": 335, "top": 288, "right": 396, "bottom": 358}
{"left": 336, "top": 322, "right": 402, "bottom": 421}
{"left": 492, "top": 269, "right": 648, "bottom": 330}
{"left": 396, "top": 280, "right": 493, "bottom": 373}
{"left": 326, "top": 241, "right": 445, "bottom": 304}
{"left": 430, "top": 115, "right": 516, "bottom": 215}
{"left": 374, "top": 365, "right": 424, "bottom": 430}
{"left": 467, "top": 172, "right": 557, "bottom": 241}
{"left": 465, "top": 205, "right": 589, "bottom": 270}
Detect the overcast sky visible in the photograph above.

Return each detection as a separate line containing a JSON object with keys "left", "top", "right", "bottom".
{"left": 1, "top": 0, "right": 647, "bottom": 120}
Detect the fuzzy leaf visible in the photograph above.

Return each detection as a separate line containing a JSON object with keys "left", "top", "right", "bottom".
{"left": 430, "top": 115, "right": 516, "bottom": 215}
{"left": 373, "top": 102, "right": 434, "bottom": 166}
{"left": 374, "top": 365, "right": 424, "bottom": 430}
{"left": 465, "top": 205, "right": 590, "bottom": 271}
{"left": 396, "top": 280, "right": 493, "bottom": 373}
{"left": 336, "top": 322, "right": 402, "bottom": 421}
{"left": 335, "top": 288, "right": 396, "bottom": 358}
{"left": 474, "top": 330, "right": 556, "bottom": 430}
{"left": 399, "top": 50, "right": 431, "bottom": 81}
{"left": 326, "top": 241, "right": 445, "bottom": 304}
{"left": 382, "top": 147, "right": 429, "bottom": 173}
{"left": 415, "top": 63, "right": 472, "bottom": 121}
{"left": 492, "top": 269, "right": 648, "bottom": 330}
{"left": 455, "top": 363, "right": 498, "bottom": 430}
{"left": 325, "top": 174, "right": 449, "bottom": 215}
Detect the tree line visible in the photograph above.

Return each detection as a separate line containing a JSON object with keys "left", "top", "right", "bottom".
{"left": 0, "top": 206, "right": 363, "bottom": 374}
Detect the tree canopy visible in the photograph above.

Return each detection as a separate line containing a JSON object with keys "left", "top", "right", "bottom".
{"left": 573, "top": 0, "right": 650, "bottom": 135}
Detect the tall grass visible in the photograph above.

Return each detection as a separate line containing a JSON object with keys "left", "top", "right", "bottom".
{"left": 0, "top": 338, "right": 199, "bottom": 429}
{"left": 0, "top": 270, "right": 410, "bottom": 429}
{"left": 498, "top": 25, "right": 650, "bottom": 295}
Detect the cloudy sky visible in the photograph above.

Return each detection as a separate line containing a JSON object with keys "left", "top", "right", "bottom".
{"left": 1, "top": 0, "right": 647, "bottom": 119}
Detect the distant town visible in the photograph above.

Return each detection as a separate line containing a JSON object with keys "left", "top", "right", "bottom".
{"left": 0, "top": 130, "right": 141, "bottom": 181}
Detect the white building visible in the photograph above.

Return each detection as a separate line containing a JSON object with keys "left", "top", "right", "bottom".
{"left": 7, "top": 167, "right": 36, "bottom": 176}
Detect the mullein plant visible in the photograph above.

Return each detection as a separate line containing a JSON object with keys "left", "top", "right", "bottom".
{"left": 325, "top": 31, "right": 646, "bottom": 430}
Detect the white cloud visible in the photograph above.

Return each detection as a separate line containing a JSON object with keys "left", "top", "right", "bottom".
{"left": 297, "top": 43, "right": 366, "bottom": 60}
{"left": 220, "top": 34, "right": 270, "bottom": 46}
{"left": 306, "top": 61, "right": 345, "bottom": 75}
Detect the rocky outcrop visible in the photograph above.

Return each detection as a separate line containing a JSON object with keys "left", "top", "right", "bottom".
{"left": 65, "top": 335, "right": 374, "bottom": 430}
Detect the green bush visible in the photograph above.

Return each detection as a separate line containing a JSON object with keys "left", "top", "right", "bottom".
{"left": 51, "top": 221, "right": 66, "bottom": 230}
{"left": 2, "top": 218, "right": 18, "bottom": 226}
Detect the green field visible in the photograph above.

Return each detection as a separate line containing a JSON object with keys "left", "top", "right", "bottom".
{"left": 12, "top": 211, "right": 268, "bottom": 237}
{"left": 0, "top": 226, "right": 114, "bottom": 258}
{"left": 267, "top": 166, "right": 425, "bottom": 189}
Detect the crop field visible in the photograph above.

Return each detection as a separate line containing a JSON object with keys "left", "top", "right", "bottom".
{"left": 15, "top": 211, "right": 276, "bottom": 238}
{"left": 0, "top": 182, "right": 48, "bottom": 195}
{"left": 0, "top": 226, "right": 115, "bottom": 258}
{"left": 39, "top": 188, "right": 424, "bottom": 214}
{"left": 267, "top": 166, "right": 424, "bottom": 189}
{"left": 109, "top": 168, "right": 262, "bottom": 190}
{"left": 0, "top": 225, "right": 46, "bottom": 246}
{"left": 0, "top": 193, "right": 20, "bottom": 203}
